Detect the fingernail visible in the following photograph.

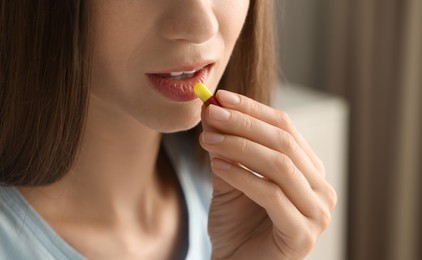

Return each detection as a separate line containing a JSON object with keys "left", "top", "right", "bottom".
{"left": 218, "top": 90, "right": 240, "bottom": 105}
{"left": 209, "top": 105, "right": 230, "bottom": 121}
{"left": 202, "top": 132, "right": 224, "bottom": 144}
{"left": 212, "top": 158, "right": 232, "bottom": 170}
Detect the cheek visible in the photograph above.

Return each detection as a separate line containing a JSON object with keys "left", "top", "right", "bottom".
{"left": 90, "top": 1, "right": 157, "bottom": 92}
{"left": 89, "top": 2, "right": 154, "bottom": 117}
{"left": 217, "top": 1, "right": 250, "bottom": 46}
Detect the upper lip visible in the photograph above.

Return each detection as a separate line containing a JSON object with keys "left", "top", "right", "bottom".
{"left": 146, "top": 61, "right": 215, "bottom": 74}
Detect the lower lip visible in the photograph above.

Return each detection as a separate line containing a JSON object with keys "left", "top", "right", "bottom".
{"left": 146, "top": 65, "right": 212, "bottom": 102}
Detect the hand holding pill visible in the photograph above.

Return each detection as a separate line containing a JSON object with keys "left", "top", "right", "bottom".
{"left": 195, "top": 83, "right": 337, "bottom": 259}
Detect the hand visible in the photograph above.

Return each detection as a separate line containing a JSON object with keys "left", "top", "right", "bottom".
{"left": 199, "top": 90, "right": 337, "bottom": 260}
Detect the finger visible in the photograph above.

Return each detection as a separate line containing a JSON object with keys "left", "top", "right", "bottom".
{"left": 216, "top": 90, "right": 325, "bottom": 174}
{"left": 210, "top": 157, "right": 308, "bottom": 237}
{"left": 200, "top": 131, "right": 320, "bottom": 218}
{"left": 200, "top": 104, "right": 221, "bottom": 162}
{"left": 200, "top": 103, "right": 214, "bottom": 132}
{"left": 203, "top": 104, "right": 323, "bottom": 187}
{"left": 315, "top": 181, "right": 338, "bottom": 213}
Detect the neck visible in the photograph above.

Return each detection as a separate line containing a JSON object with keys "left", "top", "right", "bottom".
{"left": 20, "top": 95, "right": 166, "bottom": 222}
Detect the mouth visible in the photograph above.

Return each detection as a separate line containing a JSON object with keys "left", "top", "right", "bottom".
{"left": 145, "top": 63, "right": 214, "bottom": 102}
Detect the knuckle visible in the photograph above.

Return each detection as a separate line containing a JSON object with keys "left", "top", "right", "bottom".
{"left": 303, "top": 233, "right": 317, "bottom": 254}
{"left": 294, "top": 226, "right": 316, "bottom": 254}
{"left": 316, "top": 206, "right": 332, "bottom": 232}
{"left": 238, "top": 137, "right": 249, "bottom": 154}
{"left": 326, "top": 183, "right": 338, "bottom": 211}
{"left": 276, "top": 110, "right": 293, "bottom": 129}
{"left": 279, "top": 221, "right": 316, "bottom": 258}
{"left": 248, "top": 100, "right": 264, "bottom": 115}
{"left": 239, "top": 114, "right": 254, "bottom": 132}
{"left": 274, "top": 153, "right": 296, "bottom": 179}
{"left": 277, "top": 130, "right": 298, "bottom": 154}
{"left": 318, "top": 180, "right": 337, "bottom": 211}
{"left": 266, "top": 184, "right": 286, "bottom": 206}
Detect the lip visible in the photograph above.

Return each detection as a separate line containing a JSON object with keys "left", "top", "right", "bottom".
{"left": 146, "top": 63, "right": 214, "bottom": 102}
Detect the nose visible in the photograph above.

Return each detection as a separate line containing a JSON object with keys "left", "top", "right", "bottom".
{"left": 158, "top": 0, "right": 219, "bottom": 44}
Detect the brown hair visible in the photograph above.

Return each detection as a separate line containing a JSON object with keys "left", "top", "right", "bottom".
{"left": 0, "top": 0, "right": 91, "bottom": 186}
{"left": 0, "top": 0, "right": 276, "bottom": 186}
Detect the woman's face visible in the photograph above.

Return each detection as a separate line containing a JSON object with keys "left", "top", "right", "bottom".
{"left": 90, "top": 0, "right": 250, "bottom": 132}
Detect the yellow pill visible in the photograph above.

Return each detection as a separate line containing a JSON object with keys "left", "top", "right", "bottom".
{"left": 194, "top": 82, "right": 213, "bottom": 103}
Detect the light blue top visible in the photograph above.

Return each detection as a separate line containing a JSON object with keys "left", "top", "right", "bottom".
{"left": 0, "top": 133, "right": 213, "bottom": 260}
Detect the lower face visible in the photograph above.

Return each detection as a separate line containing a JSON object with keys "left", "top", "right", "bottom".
{"left": 89, "top": 0, "right": 250, "bottom": 133}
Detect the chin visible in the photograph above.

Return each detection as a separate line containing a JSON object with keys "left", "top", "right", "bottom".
{"left": 157, "top": 116, "right": 201, "bottom": 133}
{"left": 143, "top": 105, "right": 202, "bottom": 133}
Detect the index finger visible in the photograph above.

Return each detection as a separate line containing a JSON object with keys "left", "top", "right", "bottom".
{"left": 216, "top": 90, "right": 325, "bottom": 173}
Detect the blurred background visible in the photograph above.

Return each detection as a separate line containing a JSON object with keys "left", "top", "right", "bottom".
{"left": 274, "top": 0, "right": 421, "bottom": 259}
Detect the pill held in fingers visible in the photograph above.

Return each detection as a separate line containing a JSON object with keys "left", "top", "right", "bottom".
{"left": 194, "top": 82, "right": 222, "bottom": 107}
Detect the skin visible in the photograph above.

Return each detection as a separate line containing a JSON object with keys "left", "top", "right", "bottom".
{"left": 18, "top": 0, "right": 336, "bottom": 259}
{"left": 201, "top": 92, "right": 337, "bottom": 259}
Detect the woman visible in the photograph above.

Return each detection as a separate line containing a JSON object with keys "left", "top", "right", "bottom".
{"left": 0, "top": 0, "right": 337, "bottom": 259}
